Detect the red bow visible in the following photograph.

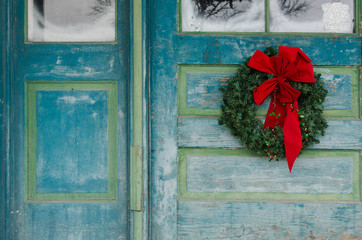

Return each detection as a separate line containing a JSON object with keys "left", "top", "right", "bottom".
{"left": 248, "top": 46, "right": 315, "bottom": 172}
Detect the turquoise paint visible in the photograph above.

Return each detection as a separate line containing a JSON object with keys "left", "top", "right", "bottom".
{"left": 0, "top": 0, "right": 8, "bottom": 238}
{"left": 150, "top": 0, "right": 362, "bottom": 236}
{"left": 183, "top": 70, "right": 355, "bottom": 112}
{"left": 177, "top": 35, "right": 361, "bottom": 65}
{"left": 8, "top": 0, "right": 130, "bottom": 238}
{"left": 323, "top": 74, "right": 352, "bottom": 110}
{"left": 178, "top": 117, "right": 362, "bottom": 149}
{"left": 187, "top": 155, "right": 354, "bottom": 194}
{"left": 178, "top": 201, "right": 362, "bottom": 239}
{"left": 36, "top": 90, "right": 109, "bottom": 194}
{"left": 186, "top": 72, "right": 233, "bottom": 109}
{"left": 149, "top": 0, "right": 178, "bottom": 238}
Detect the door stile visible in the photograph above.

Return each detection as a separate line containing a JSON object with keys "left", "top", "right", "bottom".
{"left": 1, "top": 0, "right": 13, "bottom": 239}
{"left": 130, "top": 0, "right": 149, "bottom": 238}
{"left": 149, "top": 0, "right": 179, "bottom": 238}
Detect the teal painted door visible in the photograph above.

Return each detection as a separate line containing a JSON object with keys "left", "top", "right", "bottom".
{"left": 150, "top": 0, "right": 362, "bottom": 239}
{"left": 11, "top": 0, "right": 129, "bottom": 239}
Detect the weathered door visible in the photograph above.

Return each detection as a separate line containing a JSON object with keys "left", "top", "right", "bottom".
{"left": 150, "top": 0, "right": 362, "bottom": 239}
{"left": 10, "top": 0, "right": 130, "bottom": 239}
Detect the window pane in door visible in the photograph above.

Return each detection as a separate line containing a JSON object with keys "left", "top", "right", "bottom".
{"left": 28, "top": 0, "right": 116, "bottom": 42}
{"left": 270, "top": 0, "right": 355, "bottom": 33}
{"left": 181, "top": 0, "right": 265, "bottom": 32}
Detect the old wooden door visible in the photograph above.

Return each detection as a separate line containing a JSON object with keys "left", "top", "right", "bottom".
{"left": 150, "top": 0, "right": 362, "bottom": 239}
{"left": 8, "top": 0, "right": 130, "bottom": 239}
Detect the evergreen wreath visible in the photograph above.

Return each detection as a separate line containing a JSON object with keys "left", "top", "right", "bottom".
{"left": 219, "top": 46, "right": 328, "bottom": 163}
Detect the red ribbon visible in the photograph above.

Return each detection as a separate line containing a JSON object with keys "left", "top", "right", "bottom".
{"left": 248, "top": 46, "right": 315, "bottom": 172}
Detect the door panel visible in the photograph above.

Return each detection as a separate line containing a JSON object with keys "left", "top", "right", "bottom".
{"left": 150, "top": 0, "right": 362, "bottom": 239}
{"left": 12, "top": 0, "right": 129, "bottom": 239}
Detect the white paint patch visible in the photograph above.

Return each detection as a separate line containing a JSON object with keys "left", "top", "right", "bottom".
{"left": 57, "top": 95, "right": 96, "bottom": 105}
{"left": 109, "top": 56, "right": 115, "bottom": 70}
{"left": 118, "top": 110, "right": 124, "bottom": 118}
{"left": 50, "top": 66, "right": 101, "bottom": 77}
{"left": 56, "top": 56, "right": 62, "bottom": 64}
{"left": 92, "top": 111, "right": 98, "bottom": 118}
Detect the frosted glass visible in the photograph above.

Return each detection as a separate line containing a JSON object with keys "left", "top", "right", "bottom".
{"left": 270, "top": 0, "right": 354, "bottom": 33}
{"left": 28, "top": 0, "right": 116, "bottom": 42}
{"left": 182, "top": 0, "right": 265, "bottom": 32}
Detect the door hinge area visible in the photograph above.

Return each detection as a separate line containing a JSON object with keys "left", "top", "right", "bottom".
{"left": 130, "top": 145, "right": 143, "bottom": 211}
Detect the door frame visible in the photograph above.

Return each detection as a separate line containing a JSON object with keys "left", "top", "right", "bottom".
{"left": 0, "top": 0, "right": 150, "bottom": 239}
{"left": 1, "top": 0, "right": 12, "bottom": 239}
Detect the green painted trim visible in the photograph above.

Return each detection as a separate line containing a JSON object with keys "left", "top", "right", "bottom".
{"left": 132, "top": 0, "right": 144, "bottom": 237}
{"left": 130, "top": 145, "right": 143, "bottom": 210}
{"left": 178, "top": 64, "right": 359, "bottom": 118}
{"left": 360, "top": 151, "right": 362, "bottom": 202}
{"left": 178, "top": 148, "right": 361, "bottom": 202}
{"left": 25, "top": 81, "right": 118, "bottom": 202}
{"left": 177, "top": 0, "right": 361, "bottom": 35}
{"left": 178, "top": 0, "right": 183, "bottom": 33}
{"left": 265, "top": 0, "right": 269, "bottom": 33}
{"left": 177, "top": 64, "right": 238, "bottom": 116}
{"left": 133, "top": 212, "right": 143, "bottom": 239}
{"left": 24, "top": 0, "right": 28, "bottom": 42}
{"left": 355, "top": 0, "right": 361, "bottom": 34}
{"left": 314, "top": 66, "right": 360, "bottom": 118}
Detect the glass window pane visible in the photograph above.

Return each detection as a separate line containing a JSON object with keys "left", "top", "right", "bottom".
{"left": 270, "top": 0, "right": 355, "bottom": 33}
{"left": 182, "top": 0, "right": 265, "bottom": 32}
{"left": 28, "top": 0, "right": 116, "bottom": 42}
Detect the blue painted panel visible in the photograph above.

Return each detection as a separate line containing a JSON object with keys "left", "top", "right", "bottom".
{"left": 23, "top": 47, "right": 122, "bottom": 81}
{"left": 322, "top": 74, "right": 352, "bottom": 110}
{"left": 178, "top": 201, "right": 362, "bottom": 239}
{"left": 178, "top": 117, "right": 362, "bottom": 149}
{"left": 186, "top": 72, "right": 231, "bottom": 109}
{"left": 184, "top": 71, "right": 353, "bottom": 111}
{"left": 187, "top": 156, "right": 353, "bottom": 194}
{"left": 177, "top": 35, "right": 362, "bottom": 65}
{"left": 18, "top": 204, "right": 128, "bottom": 240}
{"left": 36, "top": 90, "right": 109, "bottom": 193}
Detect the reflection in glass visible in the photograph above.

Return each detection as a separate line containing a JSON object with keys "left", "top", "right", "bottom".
{"left": 270, "top": 0, "right": 354, "bottom": 33}
{"left": 28, "top": 0, "right": 116, "bottom": 42}
{"left": 182, "top": 0, "right": 265, "bottom": 32}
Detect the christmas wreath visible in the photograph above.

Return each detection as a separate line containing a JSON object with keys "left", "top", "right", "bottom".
{"left": 219, "top": 46, "right": 328, "bottom": 171}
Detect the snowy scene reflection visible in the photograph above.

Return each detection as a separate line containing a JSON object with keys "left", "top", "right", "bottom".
{"left": 182, "top": 0, "right": 355, "bottom": 33}
{"left": 270, "top": 0, "right": 354, "bottom": 33}
{"left": 182, "top": 0, "right": 265, "bottom": 32}
{"left": 28, "top": 0, "right": 115, "bottom": 42}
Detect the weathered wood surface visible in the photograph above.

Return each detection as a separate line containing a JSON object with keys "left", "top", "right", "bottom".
{"left": 178, "top": 201, "right": 362, "bottom": 239}
{"left": 0, "top": 0, "right": 8, "bottom": 238}
{"left": 177, "top": 35, "right": 362, "bottom": 65}
{"left": 18, "top": 204, "right": 129, "bottom": 240}
{"left": 178, "top": 117, "right": 362, "bottom": 149}
{"left": 183, "top": 72, "right": 354, "bottom": 111}
{"left": 22, "top": 45, "right": 122, "bottom": 81}
{"left": 12, "top": 0, "right": 130, "bottom": 238}
{"left": 149, "top": 0, "right": 178, "bottom": 237}
{"left": 150, "top": 0, "right": 362, "bottom": 239}
{"left": 35, "top": 90, "right": 109, "bottom": 194}
{"left": 186, "top": 155, "right": 354, "bottom": 194}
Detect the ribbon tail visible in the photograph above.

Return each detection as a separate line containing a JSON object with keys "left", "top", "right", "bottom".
{"left": 264, "top": 97, "right": 287, "bottom": 129}
{"left": 283, "top": 102, "right": 302, "bottom": 172}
